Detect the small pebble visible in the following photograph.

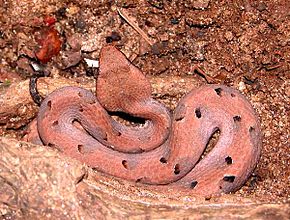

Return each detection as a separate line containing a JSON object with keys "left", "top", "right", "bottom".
{"left": 238, "top": 81, "right": 246, "bottom": 91}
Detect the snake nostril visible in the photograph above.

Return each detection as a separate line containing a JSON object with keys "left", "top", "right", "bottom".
{"left": 223, "top": 175, "right": 236, "bottom": 183}
{"left": 122, "top": 160, "right": 128, "bottom": 169}
{"left": 231, "top": 93, "right": 236, "bottom": 97}
{"left": 190, "top": 181, "right": 198, "bottom": 189}
{"left": 47, "top": 100, "right": 52, "bottom": 110}
{"left": 233, "top": 115, "right": 241, "bottom": 122}
{"left": 79, "top": 106, "right": 84, "bottom": 112}
{"left": 195, "top": 108, "right": 202, "bottom": 118}
{"left": 174, "top": 164, "right": 180, "bottom": 175}
{"left": 159, "top": 157, "right": 167, "bottom": 164}
{"left": 214, "top": 88, "right": 222, "bottom": 96}
{"left": 225, "top": 156, "right": 233, "bottom": 165}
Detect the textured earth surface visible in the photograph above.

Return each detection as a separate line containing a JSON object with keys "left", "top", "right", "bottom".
{"left": 0, "top": 0, "right": 289, "bottom": 218}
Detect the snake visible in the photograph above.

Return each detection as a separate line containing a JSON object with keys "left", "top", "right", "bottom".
{"left": 26, "top": 45, "right": 261, "bottom": 197}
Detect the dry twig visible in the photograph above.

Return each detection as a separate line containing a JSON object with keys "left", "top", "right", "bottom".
{"left": 117, "top": 8, "right": 155, "bottom": 46}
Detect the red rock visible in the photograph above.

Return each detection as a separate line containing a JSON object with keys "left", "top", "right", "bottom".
{"left": 43, "top": 15, "right": 56, "bottom": 26}
{"left": 35, "top": 27, "right": 62, "bottom": 63}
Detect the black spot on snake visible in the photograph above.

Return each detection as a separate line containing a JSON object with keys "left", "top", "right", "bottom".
{"left": 233, "top": 115, "right": 241, "bottom": 122}
{"left": 223, "top": 175, "right": 236, "bottom": 183}
{"left": 78, "top": 91, "right": 83, "bottom": 97}
{"left": 214, "top": 88, "right": 222, "bottom": 96}
{"left": 205, "top": 197, "right": 211, "bottom": 201}
{"left": 77, "top": 144, "right": 85, "bottom": 154}
{"left": 190, "top": 181, "right": 198, "bottom": 189}
{"left": 249, "top": 126, "right": 255, "bottom": 132}
{"left": 136, "top": 178, "right": 143, "bottom": 183}
{"left": 195, "top": 108, "right": 202, "bottom": 118}
{"left": 47, "top": 143, "right": 55, "bottom": 147}
{"left": 52, "top": 120, "right": 58, "bottom": 126}
{"left": 47, "top": 100, "right": 52, "bottom": 110}
{"left": 174, "top": 164, "right": 181, "bottom": 175}
{"left": 122, "top": 160, "right": 128, "bottom": 169}
{"left": 159, "top": 157, "right": 167, "bottom": 164}
{"left": 225, "top": 156, "right": 233, "bottom": 165}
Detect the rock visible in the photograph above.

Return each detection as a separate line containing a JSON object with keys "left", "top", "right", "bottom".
{"left": 60, "top": 50, "right": 82, "bottom": 69}
{"left": 0, "top": 137, "right": 289, "bottom": 219}
{"left": 35, "top": 27, "right": 62, "bottom": 63}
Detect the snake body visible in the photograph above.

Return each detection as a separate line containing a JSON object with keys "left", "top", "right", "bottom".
{"left": 29, "top": 46, "right": 261, "bottom": 196}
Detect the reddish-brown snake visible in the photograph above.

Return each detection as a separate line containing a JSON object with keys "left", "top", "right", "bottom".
{"left": 26, "top": 45, "right": 261, "bottom": 196}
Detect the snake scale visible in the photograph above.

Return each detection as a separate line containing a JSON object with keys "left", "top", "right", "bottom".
{"left": 26, "top": 45, "right": 261, "bottom": 196}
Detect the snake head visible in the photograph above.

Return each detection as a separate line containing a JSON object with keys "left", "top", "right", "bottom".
{"left": 96, "top": 45, "right": 152, "bottom": 113}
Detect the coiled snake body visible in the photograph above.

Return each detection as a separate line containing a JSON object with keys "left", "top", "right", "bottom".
{"left": 28, "top": 46, "right": 261, "bottom": 196}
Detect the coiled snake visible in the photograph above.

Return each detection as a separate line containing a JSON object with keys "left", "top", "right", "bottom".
{"left": 27, "top": 45, "right": 261, "bottom": 196}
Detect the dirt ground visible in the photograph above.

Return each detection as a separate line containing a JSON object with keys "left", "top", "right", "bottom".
{"left": 0, "top": 0, "right": 289, "bottom": 217}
